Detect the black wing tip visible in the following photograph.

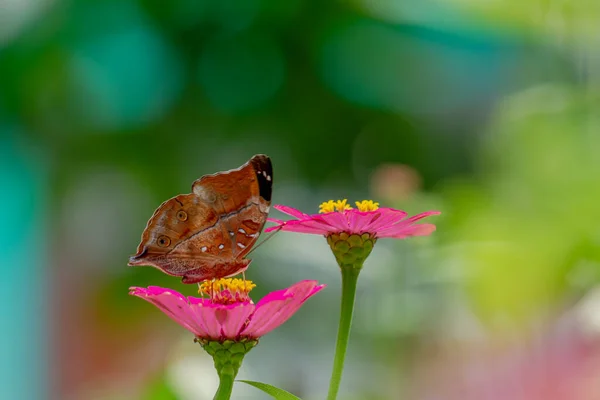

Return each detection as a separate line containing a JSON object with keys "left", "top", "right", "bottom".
{"left": 250, "top": 154, "right": 272, "bottom": 202}
{"left": 250, "top": 154, "right": 271, "bottom": 168}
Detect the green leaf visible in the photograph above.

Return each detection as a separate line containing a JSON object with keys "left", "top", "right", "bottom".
{"left": 237, "top": 380, "right": 302, "bottom": 400}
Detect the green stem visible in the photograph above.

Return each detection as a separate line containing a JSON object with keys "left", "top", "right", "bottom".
{"left": 327, "top": 266, "right": 360, "bottom": 400}
{"left": 214, "top": 372, "right": 235, "bottom": 400}
{"left": 200, "top": 339, "right": 257, "bottom": 400}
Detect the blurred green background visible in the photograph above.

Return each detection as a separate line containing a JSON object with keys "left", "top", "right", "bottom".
{"left": 2, "top": 0, "right": 600, "bottom": 399}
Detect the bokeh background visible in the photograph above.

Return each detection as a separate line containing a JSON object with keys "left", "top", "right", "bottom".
{"left": 2, "top": 0, "right": 600, "bottom": 399}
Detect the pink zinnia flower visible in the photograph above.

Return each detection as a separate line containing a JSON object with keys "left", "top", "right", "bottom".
{"left": 129, "top": 279, "right": 325, "bottom": 341}
{"left": 266, "top": 199, "right": 440, "bottom": 238}
{"left": 264, "top": 200, "right": 439, "bottom": 398}
{"left": 266, "top": 200, "right": 440, "bottom": 271}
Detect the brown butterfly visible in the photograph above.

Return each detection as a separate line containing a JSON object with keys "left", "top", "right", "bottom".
{"left": 128, "top": 154, "right": 272, "bottom": 283}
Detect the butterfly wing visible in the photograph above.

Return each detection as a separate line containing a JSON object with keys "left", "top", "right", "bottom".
{"left": 128, "top": 154, "right": 272, "bottom": 283}
{"left": 192, "top": 154, "right": 272, "bottom": 259}
{"left": 191, "top": 154, "right": 271, "bottom": 218}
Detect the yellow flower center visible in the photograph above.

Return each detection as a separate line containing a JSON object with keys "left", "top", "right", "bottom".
{"left": 319, "top": 199, "right": 352, "bottom": 213}
{"left": 355, "top": 200, "right": 379, "bottom": 212}
{"left": 199, "top": 278, "right": 256, "bottom": 304}
{"left": 319, "top": 199, "right": 379, "bottom": 213}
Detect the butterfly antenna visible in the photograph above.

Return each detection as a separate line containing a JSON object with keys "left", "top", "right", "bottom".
{"left": 247, "top": 227, "right": 281, "bottom": 256}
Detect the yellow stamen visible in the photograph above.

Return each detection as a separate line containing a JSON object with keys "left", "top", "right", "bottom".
{"left": 198, "top": 278, "right": 256, "bottom": 304}
{"left": 199, "top": 278, "right": 256, "bottom": 295}
{"left": 355, "top": 200, "right": 380, "bottom": 212}
{"left": 319, "top": 199, "right": 353, "bottom": 213}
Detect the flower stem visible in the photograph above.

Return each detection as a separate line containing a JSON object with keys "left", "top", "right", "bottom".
{"left": 199, "top": 339, "right": 258, "bottom": 400}
{"left": 327, "top": 266, "right": 360, "bottom": 400}
{"left": 214, "top": 372, "right": 235, "bottom": 400}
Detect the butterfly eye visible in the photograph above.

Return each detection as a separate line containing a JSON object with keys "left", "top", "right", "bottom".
{"left": 176, "top": 210, "right": 188, "bottom": 221}
{"left": 157, "top": 235, "right": 171, "bottom": 247}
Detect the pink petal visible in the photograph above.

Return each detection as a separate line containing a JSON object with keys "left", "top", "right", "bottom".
{"left": 372, "top": 211, "right": 441, "bottom": 236}
{"left": 403, "top": 210, "right": 442, "bottom": 224}
{"left": 190, "top": 302, "right": 224, "bottom": 338}
{"left": 266, "top": 216, "right": 336, "bottom": 234}
{"left": 129, "top": 286, "right": 206, "bottom": 336}
{"left": 183, "top": 300, "right": 213, "bottom": 335}
{"left": 254, "top": 287, "right": 296, "bottom": 307}
{"left": 221, "top": 302, "right": 256, "bottom": 339}
{"left": 251, "top": 283, "right": 325, "bottom": 338}
{"left": 363, "top": 208, "right": 408, "bottom": 231}
{"left": 344, "top": 210, "right": 392, "bottom": 233}
{"left": 218, "top": 303, "right": 256, "bottom": 338}
{"left": 187, "top": 298, "right": 255, "bottom": 340}
{"left": 261, "top": 280, "right": 325, "bottom": 320}
{"left": 318, "top": 212, "right": 351, "bottom": 232}
{"left": 347, "top": 210, "right": 368, "bottom": 232}
{"left": 264, "top": 225, "right": 283, "bottom": 233}
{"left": 379, "top": 223, "right": 437, "bottom": 238}
{"left": 242, "top": 281, "right": 325, "bottom": 338}
{"left": 264, "top": 218, "right": 286, "bottom": 233}
{"left": 241, "top": 297, "right": 294, "bottom": 338}
{"left": 130, "top": 286, "right": 185, "bottom": 298}
{"left": 375, "top": 210, "right": 440, "bottom": 232}
{"left": 269, "top": 218, "right": 333, "bottom": 235}
{"left": 273, "top": 205, "right": 311, "bottom": 219}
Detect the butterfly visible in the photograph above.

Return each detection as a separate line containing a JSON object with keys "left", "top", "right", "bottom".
{"left": 128, "top": 154, "right": 272, "bottom": 283}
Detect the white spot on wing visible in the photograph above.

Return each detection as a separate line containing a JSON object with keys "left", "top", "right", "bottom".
{"left": 238, "top": 228, "right": 247, "bottom": 234}
{"left": 229, "top": 231, "right": 234, "bottom": 236}
{"left": 218, "top": 244, "right": 224, "bottom": 250}
{"left": 262, "top": 171, "right": 267, "bottom": 178}
{"left": 266, "top": 175, "right": 271, "bottom": 181}
{"left": 237, "top": 243, "right": 246, "bottom": 249}
{"left": 193, "top": 185, "right": 216, "bottom": 203}
{"left": 201, "top": 246, "right": 207, "bottom": 252}
{"left": 248, "top": 233, "right": 258, "bottom": 238}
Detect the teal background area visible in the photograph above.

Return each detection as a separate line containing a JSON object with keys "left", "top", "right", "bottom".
{"left": 0, "top": 133, "right": 47, "bottom": 400}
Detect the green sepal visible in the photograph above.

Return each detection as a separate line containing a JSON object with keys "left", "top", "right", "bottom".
{"left": 326, "top": 232, "right": 376, "bottom": 270}
{"left": 238, "top": 380, "right": 302, "bottom": 400}
{"left": 196, "top": 338, "right": 258, "bottom": 379}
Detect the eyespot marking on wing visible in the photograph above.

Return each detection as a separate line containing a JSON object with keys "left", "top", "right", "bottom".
{"left": 157, "top": 235, "right": 171, "bottom": 247}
